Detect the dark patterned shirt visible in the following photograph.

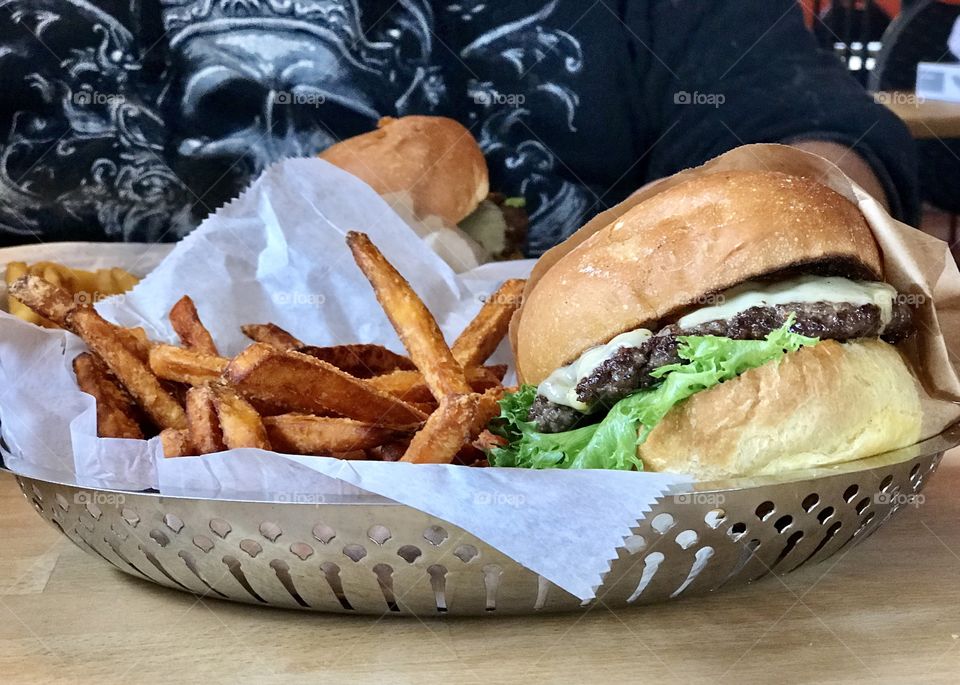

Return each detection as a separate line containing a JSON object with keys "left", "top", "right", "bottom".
{"left": 0, "top": 0, "right": 918, "bottom": 255}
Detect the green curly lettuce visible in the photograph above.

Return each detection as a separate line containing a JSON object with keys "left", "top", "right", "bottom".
{"left": 488, "top": 319, "right": 818, "bottom": 470}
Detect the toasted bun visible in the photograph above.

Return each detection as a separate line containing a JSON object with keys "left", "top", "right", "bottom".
{"left": 514, "top": 170, "right": 883, "bottom": 384}
{"left": 639, "top": 340, "right": 923, "bottom": 480}
{"left": 319, "top": 116, "right": 489, "bottom": 227}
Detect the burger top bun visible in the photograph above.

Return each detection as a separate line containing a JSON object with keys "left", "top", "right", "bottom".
{"left": 319, "top": 116, "right": 489, "bottom": 227}
{"left": 514, "top": 170, "right": 884, "bottom": 384}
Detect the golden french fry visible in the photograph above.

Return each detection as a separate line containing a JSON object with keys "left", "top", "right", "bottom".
{"left": 5, "top": 262, "right": 27, "bottom": 281}
{"left": 169, "top": 295, "right": 218, "bottom": 355}
{"left": 208, "top": 383, "right": 271, "bottom": 450}
{"left": 185, "top": 386, "right": 224, "bottom": 454}
{"left": 40, "top": 265, "right": 65, "bottom": 289}
{"left": 225, "top": 343, "right": 427, "bottom": 429}
{"left": 369, "top": 365, "right": 506, "bottom": 404}
{"left": 346, "top": 231, "right": 470, "bottom": 399}
{"left": 452, "top": 279, "right": 525, "bottom": 368}
{"left": 9, "top": 276, "right": 186, "bottom": 430}
{"left": 6, "top": 262, "right": 139, "bottom": 328}
{"left": 160, "top": 428, "right": 195, "bottom": 458}
{"left": 73, "top": 353, "right": 143, "bottom": 439}
{"left": 298, "top": 343, "right": 415, "bottom": 378}
{"left": 401, "top": 389, "right": 502, "bottom": 464}
{"left": 264, "top": 414, "right": 405, "bottom": 455}
{"left": 149, "top": 344, "right": 228, "bottom": 386}
{"left": 240, "top": 323, "right": 303, "bottom": 350}
{"left": 106, "top": 267, "right": 139, "bottom": 292}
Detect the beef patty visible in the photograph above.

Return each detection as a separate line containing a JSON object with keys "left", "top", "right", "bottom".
{"left": 528, "top": 300, "right": 913, "bottom": 433}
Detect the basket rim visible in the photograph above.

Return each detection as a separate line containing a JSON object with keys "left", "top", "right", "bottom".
{"left": 4, "top": 422, "right": 958, "bottom": 507}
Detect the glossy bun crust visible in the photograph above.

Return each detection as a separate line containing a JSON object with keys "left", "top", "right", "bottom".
{"left": 319, "top": 116, "right": 489, "bottom": 228}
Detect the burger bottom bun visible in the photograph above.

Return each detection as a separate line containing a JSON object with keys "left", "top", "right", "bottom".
{"left": 639, "top": 340, "right": 923, "bottom": 480}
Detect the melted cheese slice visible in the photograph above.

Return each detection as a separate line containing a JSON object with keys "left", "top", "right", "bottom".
{"left": 536, "top": 276, "right": 898, "bottom": 411}
{"left": 538, "top": 329, "right": 653, "bottom": 411}
{"left": 677, "top": 276, "right": 897, "bottom": 329}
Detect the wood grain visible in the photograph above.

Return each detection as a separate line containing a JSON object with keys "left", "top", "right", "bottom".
{"left": 3, "top": 451, "right": 960, "bottom": 684}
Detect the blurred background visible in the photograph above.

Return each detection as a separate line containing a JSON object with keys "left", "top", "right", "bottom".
{"left": 802, "top": 0, "right": 960, "bottom": 261}
{"left": 1, "top": 0, "right": 959, "bottom": 261}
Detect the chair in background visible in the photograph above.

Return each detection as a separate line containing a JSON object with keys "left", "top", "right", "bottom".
{"left": 870, "top": 0, "right": 960, "bottom": 244}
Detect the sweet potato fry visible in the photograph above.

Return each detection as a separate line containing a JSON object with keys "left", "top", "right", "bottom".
{"left": 119, "top": 327, "right": 151, "bottom": 362}
{"left": 331, "top": 450, "right": 369, "bottom": 460}
{"left": 453, "top": 443, "right": 489, "bottom": 467}
{"left": 72, "top": 312, "right": 185, "bottom": 429}
{"left": 224, "top": 343, "right": 427, "bottom": 429}
{"left": 369, "top": 365, "right": 506, "bottom": 404}
{"left": 6, "top": 269, "right": 184, "bottom": 425}
{"left": 160, "top": 428, "right": 195, "bottom": 458}
{"left": 169, "top": 295, "right": 218, "bottom": 355}
{"left": 370, "top": 439, "right": 411, "bottom": 462}
{"left": 346, "top": 231, "right": 470, "bottom": 399}
{"left": 474, "top": 429, "right": 508, "bottom": 452}
{"left": 5, "top": 262, "right": 51, "bottom": 326}
{"left": 185, "top": 386, "right": 225, "bottom": 454}
{"left": 409, "top": 401, "right": 439, "bottom": 415}
{"left": 68, "top": 307, "right": 186, "bottom": 430}
{"left": 10, "top": 274, "right": 150, "bottom": 361}
{"left": 73, "top": 353, "right": 143, "bottom": 439}
{"left": 208, "top": 383, "right": 271, "bottom": 450}
{"left": 297, "top": 343, "right": 415, "bottom": 378}
{"left": 240, "top": 323, "right": 303, "bottom": 350}
{"left": 8, "top": 274, "right": 76, "bottom": 328}
{"left": 452, "top": 279, "right": 525, "bottom": 368}
{"left": 264, "top": 414, "right": 405, "bottom": 455}
{"left": 401, "top": 389, "right": 502, "bottom": 464}
{"left": 149, "top": 344, "right": 228, "bottom": 386}
{"left": 485, "top": 364, "right": 508, "bottom": 381}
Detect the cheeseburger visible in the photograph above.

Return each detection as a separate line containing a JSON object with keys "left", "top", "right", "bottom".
{"left": 489, "top": 170, "right": 924, "bottom": 479}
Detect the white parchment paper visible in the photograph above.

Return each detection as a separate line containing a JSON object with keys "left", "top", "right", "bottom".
{"left": 0, "top": 158, "right": 687, "bottom": 600}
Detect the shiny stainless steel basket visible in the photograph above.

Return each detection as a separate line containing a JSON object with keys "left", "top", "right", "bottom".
{"left": 11, "top": 424, "right": 958, "bottom": 616}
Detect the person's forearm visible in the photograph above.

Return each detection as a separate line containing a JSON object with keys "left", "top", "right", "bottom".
{"left": 788, "top": 140, "right": 890, "bottom": 212}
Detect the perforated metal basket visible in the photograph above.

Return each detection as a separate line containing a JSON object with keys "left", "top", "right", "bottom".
{"left": 11, "top": 424, "right": 958, "bottom": 616}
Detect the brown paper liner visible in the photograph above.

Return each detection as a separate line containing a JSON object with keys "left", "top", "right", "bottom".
{"left": 509, "top": 143, "right": 960, "bottom": 438}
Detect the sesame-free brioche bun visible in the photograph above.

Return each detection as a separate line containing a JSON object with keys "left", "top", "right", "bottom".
{"left": 319, "top": 116, "right": 489, "bottom": 227}
{"left": 513, "top": 170, "right": 883, "bottom": 384}
{"left": 638, "top": 340, "right": 923, "bottom": 480}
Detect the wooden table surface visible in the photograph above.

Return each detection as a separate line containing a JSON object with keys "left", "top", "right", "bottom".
{"left": 3, "top": 453, "right": 960, "bottom": 685}
{"left": 878, "top": 91, "right": 960, "bottom": 139}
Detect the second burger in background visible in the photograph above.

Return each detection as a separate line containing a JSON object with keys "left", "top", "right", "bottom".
{"left": 319, "top": 116, "right": 527, "bottom": 263}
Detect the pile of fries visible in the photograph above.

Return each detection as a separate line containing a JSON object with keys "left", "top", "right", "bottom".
{"left": 5, "top": 261, "right": 139, "bottom": 327}
{"left": 8, "top": 233, "right": 524, "bottom": 465}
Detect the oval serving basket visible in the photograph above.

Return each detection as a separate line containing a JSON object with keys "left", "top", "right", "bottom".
{"left": 10, "top": 423, "right": 959, "bottom": 616}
